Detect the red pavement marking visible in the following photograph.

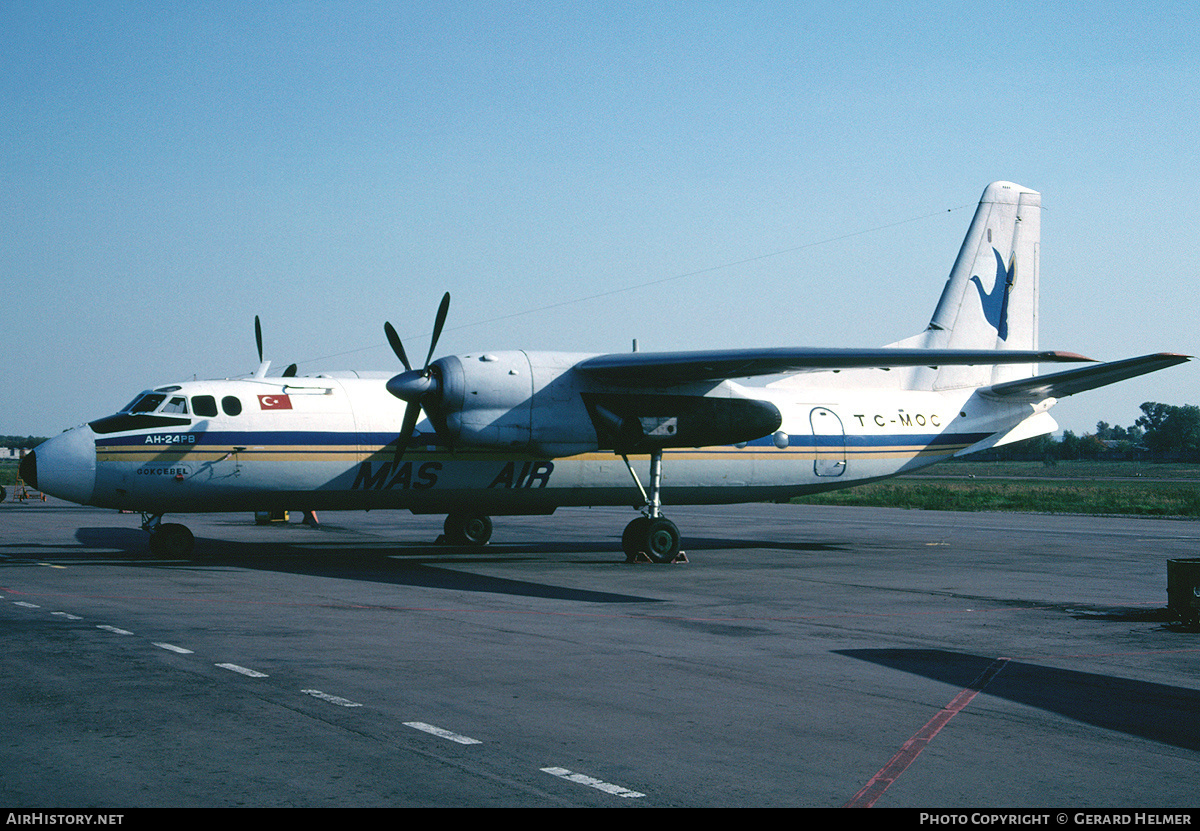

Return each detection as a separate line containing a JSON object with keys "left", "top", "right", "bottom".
{"left": 845, "top": 657, "right": 1009, "bottom": 808}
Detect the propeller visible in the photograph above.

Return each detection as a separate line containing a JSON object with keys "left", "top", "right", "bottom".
{"left": 383, "top": 292, "right": 451, "bottom": 466}
{"left": 253, "top": 316, "right": 299, "bottom": 378}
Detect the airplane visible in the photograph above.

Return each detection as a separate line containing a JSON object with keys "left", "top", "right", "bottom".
{"left": 21, "top": 181, "right": 1190, "bottom": 562}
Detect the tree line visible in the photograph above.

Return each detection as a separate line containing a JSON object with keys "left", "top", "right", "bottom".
{"left": 981, "top": 402, "right": 1200, "bottom": 462}
{"left": 0, "top": 435, "right": 47, "bottom": 450}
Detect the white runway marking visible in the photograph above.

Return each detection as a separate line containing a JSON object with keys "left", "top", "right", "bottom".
{"left": 540, "top": 767, "right": 645, "bottom": 798}
{"left": 14, "top": 601, "right": 40, "bottom": 608}
{"left": 301, "top": 689, "right": 362, "bottom": 707}
{"left": 403, "top": 721, "right": 483, "bottom": 745}
{"left": 153, "top": 642, "right": 194, "bottom": 654}
{"left": 216, "top": 663, "right": 268, "bottom": 678}
{"left": 51, "top": 612, "right": 83, "bottom": 620}
{"left": 97, "top": 624, "right": 133, "bottom": 635}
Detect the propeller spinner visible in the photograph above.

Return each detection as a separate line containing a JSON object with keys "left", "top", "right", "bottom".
{"left": 384, "top": 292, "right": 451, "bottom": 466}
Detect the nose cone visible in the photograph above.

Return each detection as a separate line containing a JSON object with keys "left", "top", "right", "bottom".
{"left": 27, "top": 427, "right": 97, "bottom": 505}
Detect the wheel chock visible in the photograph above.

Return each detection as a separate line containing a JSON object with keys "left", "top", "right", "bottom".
{"left": 624, "top": 550, "right": 688, "bottom": 564}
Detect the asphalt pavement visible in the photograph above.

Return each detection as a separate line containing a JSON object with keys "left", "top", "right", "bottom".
{"left": 2, "top": 497, "right": 1198, "bottom": 809}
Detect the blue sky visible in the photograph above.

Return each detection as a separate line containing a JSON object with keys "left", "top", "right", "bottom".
{"left": 3, "top": 2, "right": 1196, "bottom": 438}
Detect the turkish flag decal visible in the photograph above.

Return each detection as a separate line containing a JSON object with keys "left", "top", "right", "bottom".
{"left": 258, "top": 394, "right": 293, "bottom": 410}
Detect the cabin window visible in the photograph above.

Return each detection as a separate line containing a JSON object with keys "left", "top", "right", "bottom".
{"left": 192, "top": 395, "right": 218, "bottom": 417}
{"left": 162, "top": 396, "right": 189, "bottom": 415}
{"left": 221, "top": 396, "right": 243, "bottom": 416}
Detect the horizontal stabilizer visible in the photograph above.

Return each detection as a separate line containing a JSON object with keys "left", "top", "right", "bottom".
{"left": 577, "top": 347, "right": 1091, "bottom": 386}
{"left": 979, "top": 353, "right": 1191, "bottom": 401}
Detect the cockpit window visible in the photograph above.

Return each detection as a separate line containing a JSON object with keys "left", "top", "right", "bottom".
{"left": 192, "top": 395, "right": 218, "bottom": 417}
{"left": 161, "top": 396, "right": 188, "bottom": 415}
{"left": 128, "top": 393, "right": 166, "bottom": 414}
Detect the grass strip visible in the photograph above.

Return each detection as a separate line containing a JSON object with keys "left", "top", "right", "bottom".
{"left": 791, "top": 479, "right": 1200, "bottom": 517}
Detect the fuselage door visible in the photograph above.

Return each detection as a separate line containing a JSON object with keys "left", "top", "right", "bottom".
{"left": 810, "top": 407, "right": 846, "bottom": 477}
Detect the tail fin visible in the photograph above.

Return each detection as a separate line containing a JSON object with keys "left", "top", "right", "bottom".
{"left": 893, "top": 181, "right": 1041, "bottom": 389}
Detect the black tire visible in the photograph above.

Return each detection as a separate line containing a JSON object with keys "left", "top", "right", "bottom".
{"left": 621, "top": 516, "right": 651, "bottom": 559}
{"left": 444, "top": 512, "right": 493, "bottom": 546}
{"left": 622, "top": 516, "right": 680, "bottom": 562}
{"left": 645, "top": 517, "right": 681, "bottom": 563}
{"left": 154, "top": 523, "right": 195, "bottom": 557}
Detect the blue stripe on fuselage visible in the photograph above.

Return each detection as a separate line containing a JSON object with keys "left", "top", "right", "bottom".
{"left": 96, "top": 429, "right": 990, "bottom": 454}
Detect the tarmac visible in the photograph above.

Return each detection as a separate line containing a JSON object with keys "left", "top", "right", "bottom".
{"left": 2, "top": 496, "right": 1198, "bottom": 808}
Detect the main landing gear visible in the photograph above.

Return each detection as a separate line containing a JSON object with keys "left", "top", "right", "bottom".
{"left": 620, "top": 450, "right": 686, "bottom": 564}
{"left": 142, "top": 514, "right": 195, "bottom": 557}
{"left": 442, "top": 511, "right": 493, "bottom": 546}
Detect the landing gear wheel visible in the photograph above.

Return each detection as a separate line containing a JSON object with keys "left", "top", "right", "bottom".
{"left": 621, "top": 517, "right": 650, "bottom": 561}
{"left": 645, "top": 517, "right": 681, "bottom": 563}
{"left": 150, "top": 523, "right": 194, "bottom": 557}
{"left": 444, "top": 512, "right": 493, "bottom": 546}
{"left": 622, "top": 516, "right": 681, "bottom": 563}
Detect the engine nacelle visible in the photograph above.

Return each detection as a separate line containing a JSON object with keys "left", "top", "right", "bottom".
{"left": 432, "top": 351, "right": 600, "bottom": 457}
{"left": 429, "top": 351, "right": 783, "bottom": 458}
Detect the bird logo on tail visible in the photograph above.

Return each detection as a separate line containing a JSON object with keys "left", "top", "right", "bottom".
{"left": 969, "top": 248, "right": 1015, "bottom": 341}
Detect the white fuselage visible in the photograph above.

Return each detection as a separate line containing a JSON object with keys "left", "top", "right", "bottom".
{"left": 31, "top": 361, "right": 1044, "bottom": 517}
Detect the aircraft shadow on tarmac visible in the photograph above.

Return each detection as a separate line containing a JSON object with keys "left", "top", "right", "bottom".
{"left": 678, "top": 536, "right": 850, "bottom": 554}
{"left": 66, "top": 526, "right": 662, "bottom": 604}
{"left": 838, "top": 648, "right": 1200, "bottom": 753}
{"left": 49, "top": 524, "right": 848, "bottom": 605}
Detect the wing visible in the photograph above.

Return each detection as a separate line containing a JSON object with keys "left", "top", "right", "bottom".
{"left": 575, "top": 347, "right": 1093, "bottom": 385}
{"left": 979, "top": 353, "right": 1191, "bottom": 401}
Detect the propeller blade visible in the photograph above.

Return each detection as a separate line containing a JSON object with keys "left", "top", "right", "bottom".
{"left": 254, "top": 316, "right": 264, "bottom": 364}
{"left": 385, "top": 291, "right": 452, "bottom": 462}
{"left": 283, "top": 364, "right": 298, "bottom": 377}
{"left": 392, "top": 400, "right": 422, "bottom": 468}
{"left": 384, "top": 321, "right": 413, "bottom": 372}
{"left": 424, "top": 292, "right": 450, "bottom": 370}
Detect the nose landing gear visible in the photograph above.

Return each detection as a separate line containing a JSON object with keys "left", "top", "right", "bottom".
{"left": 142, "top": 514, "right": 195, "bottom": 557}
